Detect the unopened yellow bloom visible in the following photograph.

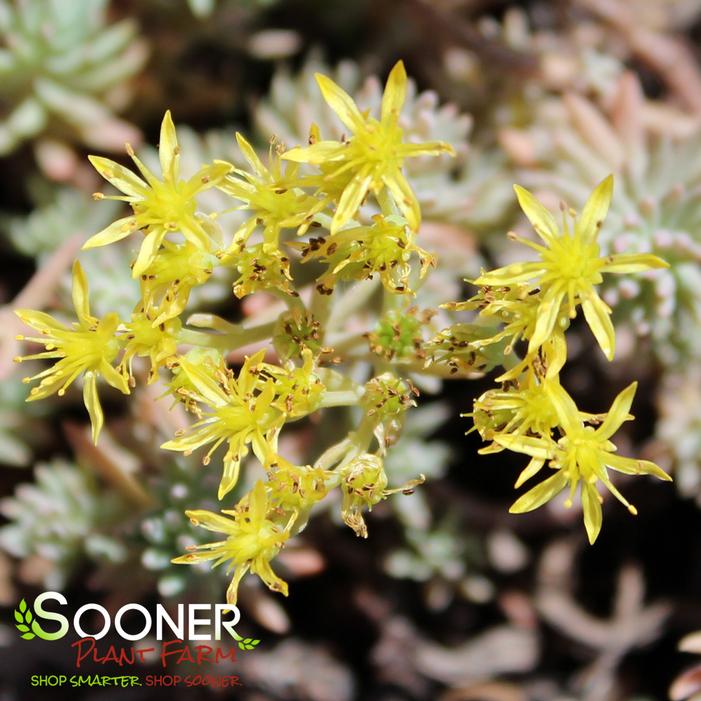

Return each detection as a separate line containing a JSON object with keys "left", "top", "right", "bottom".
{"left": 471, "top": 376, "right": 561, "bottom": 458}
{"left": 496, "top": 381, "right": 671, "bottom": 543}
{"left": 340, "top": 453, "right": 424, "bottom": 538}
{"left": 173, "top": 481, "right": 292, "bottom": 605}
{"left": 85, "top": 110, "right": 231, "bottom": 277}
{"left": 14, "top": 261, "right": 129, "bottom": 443}
{"left": 120, "top": 312, "right": 181, "bottom": 383}
{"left": 474, "top": 176, "right": 668, "bottom": 360}
{"left": 161, "top": 350, "right": 285, "bottom": 499}
{"left": 266, "top": 348, "right": 325, "bottom": 419}
{"left": 299, "top": 213, "right": 435, "bottom": 295}
{"left": 265, "top": 455, "right": 330, "bottom": 517}
{"left": 139, "top": 240, "right": 218, "bottom": 325}
{"left": 230, "top": 242, "right": 296, "bottom": 299}
{"left": 283, "top": 61, "right": 454, "bottom": 233}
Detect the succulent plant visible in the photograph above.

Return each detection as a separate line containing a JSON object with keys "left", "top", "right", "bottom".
{"left": 0, "top": 458, "right": 129, "bottom": 588}
{"left": 654, "top": 367, "right": 701, "bottom": 503}
{"left": 441, "top": 6, "right": 627, "bottom": 133}
{"left": 0, "top": 367, "right": 50, "bottom": 467}
{"left": 0, "top": 0, "right": 147, "bottom": 159}
{"left": 138, "top": 456, "right": 229, "bottom": 598}
{"left": 2, "top": 179, "right": 121, "bottom": 259}
{"left": 1, "top": 178, "right": 138, "bottom": 319}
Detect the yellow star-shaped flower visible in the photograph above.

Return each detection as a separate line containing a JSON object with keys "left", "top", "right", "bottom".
{"left": 496, "top": 381, "right": 671, "bottom": 543}
{"left": 283, "top": 61, "right": 454, "bottom": 233}
{"left": 85, "top": 111, "right": 231, "bottom": 277}
{"left": 474, "top": 176, "right": 669, "bottom": 360}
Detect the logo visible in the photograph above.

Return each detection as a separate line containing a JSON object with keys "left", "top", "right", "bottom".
{"left": 12, "top": 592, "right": 260, "bottom": 690}
{"left": 12, "top": 592, "right": 260, "bottom": 650}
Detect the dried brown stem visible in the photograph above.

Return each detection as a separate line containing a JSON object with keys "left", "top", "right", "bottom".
{"left": 0, "top": 233, "right": 84, "bottom": 379}
{"left": 64, "top": 421, "right": 154, "bottom": 509}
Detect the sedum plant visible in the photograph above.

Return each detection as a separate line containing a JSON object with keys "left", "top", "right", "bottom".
{"left": 0, "top": 459, "right": 128, "bottom": 589}
{"left": 0, "top": 0, "right": 146, "bottom": 157}
{"left": 13, "top": 61, "right": 671, "bottom": 605}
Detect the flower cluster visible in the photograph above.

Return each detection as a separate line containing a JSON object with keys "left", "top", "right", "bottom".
{"left": 13, "top": 61, "right": 670, "bottom": 605}
{"left": 448, "top": 177, "right": 671, "bottom": 542}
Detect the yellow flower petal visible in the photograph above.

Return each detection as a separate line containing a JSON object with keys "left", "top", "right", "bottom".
{"left": 172, "top": 550, "right": 223, "bottom": 565}
{"left": 544, "top": 381, "right": 581, "bottom": 435}
{"left": 315, "top": 72, "right": 364, "bottom": 131}
{"left": 99, "top": 359, "right": 129, "bottom": 394}
{"left": 82, "top": 216, "right": 139, "bottom": 250}
{"left": 161, "top": 423, "right": 222, "bottom": 453}
{"left": 473, "top": 261, "right": 544, "bottom": 286}
{"left": 282, "top": 141, "right": 344, "bottom": 164}
{"left": 494, "top": 433, "right": 552, "bottom": 460}
{"left": 513, "top": 184, "right": 559, "bottom": 243}
{"left": 605, "top": 454, "right": 672, "bottom": 481}
{"left": 595, "top": 381, "right": 636, "bottom": 440}
{"left": 514, "top": 457, "right": 545, "bottom": 488}
{"left": 382, "top": 169, "right": 420, "bottom": 232}
{"left": 180, "top": 359, "right": 228, "bottom": 407}
{"left": 401, "top": 141, "right": 455, "bottom": 158}
{"left": 252, "top": 557, "right": 289, "bottom": 597}
{"left": 186, "top": 160, "right": 233, "bottom": 195}
{"left": 83, "top": 371, "right": 104, "bottom": 444}
{"left": 88, "top": 155, "right": 148, "bottom": 198}
{"left": 159, "top": 110, "right": 179, "bottom": 181}
{"left": 509, "top": 469, "right": 568, "bottom": 513}
{"left": 71, "top": 260, "right": 91, "bottom": 320}
{"left": 528, "top": 283, "right": 565, "bottom": 353}
{"left": 544, "top": 332, "right": 568, "bottom": 378}
{"left": 576, "top": 174, "right": 613, "bottom": 244}
{"left": 15, "top": 309, "right": 66, "bottom": 333}
{"left": 132, "top": 229, "right": 167, "bottom": 278}
{"left": 581, "top": 482, "right": 603, "bottom": 544}
{"left": 184, "top": 509, "right": 236, "bottom": 534}
{"left": 600, "top": 252, "right": 669, "bottom": 273}
{"left": 581, "top": 290, "right": 615, "bottom": 360}
{"left": 247, "top": 481, "right": 268, "bottom": 524}
{"left": 235, "top": 132, "right": 266, "bottom": 177}
{"left": 331, "top": 172, "right": 372, "bottom": 233}
{"left": 218, "top": 452, "right": 243, "bottom": 500}
{"left": 225, "top": 565, "right": 248, "bottom": 605}
{"left": 381, "top": 60, "right": 407, "bottom": 123}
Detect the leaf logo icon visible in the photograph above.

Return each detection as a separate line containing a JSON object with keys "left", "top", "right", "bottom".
{"left": 14, "top": 598, "right": 35, "bottom": 640}
{"left": 238, "top": 637, "right": 261, "bottom": 651}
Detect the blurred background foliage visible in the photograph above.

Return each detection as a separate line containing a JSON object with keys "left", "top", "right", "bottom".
{"left": 3, "top": 1, "right": 701, "bottom": 699}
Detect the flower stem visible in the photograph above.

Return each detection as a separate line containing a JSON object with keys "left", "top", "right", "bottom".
{"left": 318, "top": 390, "right": 362, "bottom": 408}
{"left": 178, "top": 321, "right": 275, "bottom": 351}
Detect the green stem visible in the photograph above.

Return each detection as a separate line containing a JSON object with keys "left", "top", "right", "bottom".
{"left": 314, "top": 437, "right": 353, "bottom": 470}
{"left": 339, "top": 415, "right": 377, "bottom": 468}
{"left": 376, "top": 185, "right": 398, "bottom": 216}
{"left": 178, "top": 321, "right": 276, "bottom": 351}
{"left": 318, "top": 390, "right": 362, "bottom": 408}
{"left": 271, "top": 288, "right": 306, "bottom": 314}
